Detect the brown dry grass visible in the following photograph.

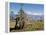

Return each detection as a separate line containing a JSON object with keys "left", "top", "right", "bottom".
{"left": 10, "top": 20, "right": 44, "bottom": 32}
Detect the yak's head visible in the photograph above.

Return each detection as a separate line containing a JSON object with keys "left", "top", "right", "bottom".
{"left": 16, "top": 21, "right": 21, "bottom": 27}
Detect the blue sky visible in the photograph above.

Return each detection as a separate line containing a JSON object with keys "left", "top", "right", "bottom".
{"left": 10, "top": 3, "right": 44, "bottom": 15}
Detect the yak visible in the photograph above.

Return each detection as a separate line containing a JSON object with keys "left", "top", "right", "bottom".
{"left": 10, "top": 16, "right": 25, "bottom": 32}
{"left": 15, "top": 16, "right": 25, "bottom": 29}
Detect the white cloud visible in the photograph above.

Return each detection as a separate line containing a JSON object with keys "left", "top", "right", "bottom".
{"left": 14, "top": 11, "right": 18, "bottom": 15}
{"left": 13, "top": 10, "right": 43, "bottom": 16}
{"left": 32, "top": 13, "right": 43, "bottom": 15}
{"left": 25, "top": 11, "right": 32, "bottom": 15}
{"left": 25, "top": 11, "right": 43, "bottom": 15}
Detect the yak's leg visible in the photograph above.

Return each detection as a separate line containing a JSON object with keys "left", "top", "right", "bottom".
{"left": 22, "top": 21, "right": 25, "bottom": 29}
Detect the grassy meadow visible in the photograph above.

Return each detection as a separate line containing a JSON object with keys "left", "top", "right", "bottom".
{"left": 10, "top": 19, "right": 44, "bottom": 32}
